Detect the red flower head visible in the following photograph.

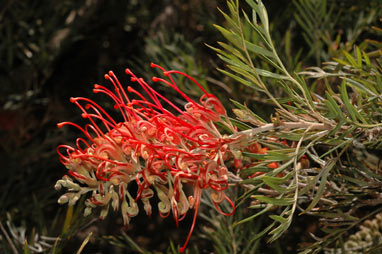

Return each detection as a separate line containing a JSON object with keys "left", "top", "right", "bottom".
{"left": 55, "top": 63, "right": 241, "bottom": 252}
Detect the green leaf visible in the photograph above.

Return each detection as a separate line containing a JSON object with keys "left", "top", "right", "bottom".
{"left": 240, "top": 166, "right": 271, "bottom": 180}
{"left": 263, "top": 181, "right": 289, "bottom": 193}
{"left": 319, "top": 138, "right": 352, "bottom": 159}
{"left": 216, "top": 22, "right": 274, "bottom": 60}
{"left": 343, "top": 51, "right": 358, "bottom": 67}
{"left": 62, "top": 205, "right": 74, "bottom": 235}
{"left": 362, "top": 50, "right": 371, "bottom": 66}
{"left": 217, "top": 7, "right": 240, "bottom": 32}
{"left": 229, "top": 118, "right": 252, "bottom": 130}
{"left": 24, "top": 240, "right": 30, "bottom": 254}
{"left": 376, "top": 75, "right": 382, "bottom": 93}
{"left": 302, "top": 160, "right": 336, "bottom": 214}
{"left": 340, "top": 80, "right": 367, "bottom": 123}
{"left": 242, "top": 10, "right": 270, "bottom": 47}
{"left": 245, "top": 40, "right": 275, "bottom": 58}
{"left": 268, "top": 218, "right": 291, "bottom": 240}
{"left": 269, "top": 215, "right": 288, "bottom": 223}
{"left": 217, "top": 68, "right": 254, "bottom": 88}
{"left": 212, "top": 45, "right": 245, "bottom": 66}
{"left": 341, "top": 175, "right": 369, "bottom": 187}
{"left": 344, "top": 77, "right": 377, "bottom": 96}
{"left": 325, "top": 91, "right": 344, "bottom": 120}
{"left": 250, "top": 221, "right": 276, "bottom": 242}
{"left": 324, "top": 99, "right": 338, "bottom": 119}
{"left": 235, "top": 205, "right": 273, "bottom": 226}
{"left": 355, "top": 46, "right": 362, "bottom": 68}
{"left": 242, "top": 151, "right": 290, "bottom": 161}
{"left": 230, "top": 99, "right": 267, "bottom": 123}
{"left": 296, "top": 75, "right": 315, "bottom": 109}
{"left": 217, "top": 41, "right": 247, "bottom": 62}
{"left": 213, "top": 24, "right": 242, "bottom": 48}
{"left": 255, "top": 68, "right": 289, "bottom": 80}
{"left": 252, "top": 195, "right": 294, "bottom": 206}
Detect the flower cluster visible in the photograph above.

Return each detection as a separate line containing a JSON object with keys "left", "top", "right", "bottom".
{"left": 55, "top": 63, "right": 242, "bottom": 252}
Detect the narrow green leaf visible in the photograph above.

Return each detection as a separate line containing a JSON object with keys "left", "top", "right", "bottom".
{"left": 302, "top": 160, "right": 335, "bottom": 214}
{"left": 208, "top": 43, "right": 243, "bottom": 64}
{"left": 343, "top": 51, "right": 358, "bottom": 67}
{"left": 252, "top": 9, "right": 257, "bottom": 24}
{"left": 229, "top": 118, "right": 252, "bottom": 130}
{"left": 62, "top": 205, "right": 74, "bottom": 235}
{"left": 333, "top": 57, "right": 350, "bottom": 66}
{"left": 242, "top": 151, "right": 290, "bottom": 161}
{"left": 273, "top": 133, "right": 303, "bottom": 142}
{"left": 252, "top": 195, "right": 294, "bottom": 206}
{"left": 245, "top": 40, "right": 275, "bottom": 58}
{"left": 250, "top": 222, "right": 276, "bottom": 242}
{"left": 325, "top": 91, "right": 344, "bottom": 120}
{"left": 256, "top": 0, "right": 270, "bottom": 32}
{"left": 362, "top": 50, "right": 371, "bottom": 66}
{"left": 255, "top": 68, "right": 289, "bottom": 80}
{"left": 341, "top": 175, "right": 369, "bottom": 187}
{"left": 218, "top": 7, "right": 240, "bottom": 32}
{"left": 269, "top": 215, "right": 288, "bottom": 223}
{"left": 216, "top": 20, "right": 274, "bottom": 59}
{"left": 355, "top": 46, "right": 362, "bottom": 68}
{"left": 245, "top": 0, "right": 268, "bottom": 32}
{"left": 340, "top": 80, "right": 367, "bottom": 123}
{"left": 376, "top": 75, "right": 382, "bottom": 93}
{"left": 324, "top": 99, "right": 338, "bottom": 119}
{"left": 235, "top": 205, "right": 272, "bottom": 226}
{"left": 261, "top": 174, "right": 287, "bottom": 183}
{"left": 268, "top": 219, "right": 290, "bottom": 240}
{"left": 217, "top": 41, "right": 247, "bottom": 62}
{"left": 344, "top": 77, "right": 377, "bottom": 96}
{"left": 263, "top": 179, "right": 289, "bottom": 193}
{"left": 213, "top": 24, "right": 242, "bottom": 48}
{"left": 319, "top": 138, "right": 352, "bottom": 159}
{"left": 242, "top": 10, "right": 270, "bottom": 47}
{"left": 24, "top": 240, "right": 30, "bottom": 254}
{"left": 296, "top": 75, "right": 314, "bottom": 108}
{"left": 230, "top": 99, "right": 267, "bottom": 123}
{"left": 217, "top": 68, "right": 254, "bottom": 88}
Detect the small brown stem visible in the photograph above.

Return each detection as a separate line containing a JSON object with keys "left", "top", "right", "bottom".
{"left": 0, "top": 221, "right": 18, "bottom": 254}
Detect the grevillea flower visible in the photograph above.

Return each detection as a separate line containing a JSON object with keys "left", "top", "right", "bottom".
{"left": 55, "top": 63, "right": 242, "bottom": 252}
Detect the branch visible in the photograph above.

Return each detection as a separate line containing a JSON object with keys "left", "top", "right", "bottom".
{"left": 237, "top": 121, "right": 333, "bottom": 138}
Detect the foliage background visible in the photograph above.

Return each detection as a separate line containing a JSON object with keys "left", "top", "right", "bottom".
{"left": 0, "top": 0, "right": 381, "bottom": 253}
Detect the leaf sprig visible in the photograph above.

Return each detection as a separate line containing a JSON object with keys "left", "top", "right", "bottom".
{"left": 214, "top": 0, "right": 382, "bottom": 253}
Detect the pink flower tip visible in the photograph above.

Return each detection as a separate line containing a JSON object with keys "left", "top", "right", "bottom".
{"left": 152, "top": 77, "right": 159, "bottom": 82}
